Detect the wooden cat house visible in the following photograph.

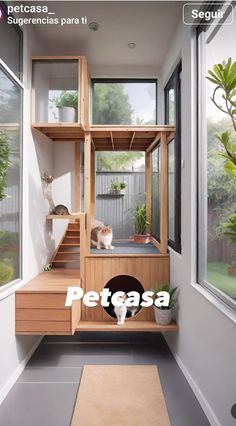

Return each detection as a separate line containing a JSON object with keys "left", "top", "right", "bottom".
{"left": 15, "top": 57, "right": 177, "bottom": 334}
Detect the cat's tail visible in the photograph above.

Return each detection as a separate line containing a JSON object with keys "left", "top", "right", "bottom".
{"left": 91, "top": 240, "right": 98, "bottom": 248}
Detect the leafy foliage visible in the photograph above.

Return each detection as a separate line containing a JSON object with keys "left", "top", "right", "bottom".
{"left": 134, "top": 204, "right": 149, "bottom": 235}
{"left": 55, "top": 91, "right": 78, "bottom": 109}
{"left": 0, "top": 132, "right": 11, "bottom": 201}
{"left": 0, "top": 261, "right": 14, "bottom": 286}
{"left": 93, "top": 83, "right": 133, "bottom": 124}
{"left": 151, "top": 283, "right": 178, "bottom": 310}
{"left": 223, "top": 213, "right": 236, "bottom": 244}
{"left": 96, "top": 151, "right": 144, "bottom": 171}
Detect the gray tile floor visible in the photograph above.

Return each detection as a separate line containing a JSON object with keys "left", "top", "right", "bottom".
{"left": 0, "top": 333, "right": 210, "bottom": 426}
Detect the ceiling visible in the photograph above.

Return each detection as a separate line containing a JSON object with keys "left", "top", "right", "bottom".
{"left": 26, "top": 1, "right": 183, "bottom": 74}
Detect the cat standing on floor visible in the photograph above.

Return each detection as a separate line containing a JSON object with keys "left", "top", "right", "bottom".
{"left": 114, "top": 295, "right": 127, "bottom": 325}
{"left": 91, "top": 224, "right": 114, "bottom": 250}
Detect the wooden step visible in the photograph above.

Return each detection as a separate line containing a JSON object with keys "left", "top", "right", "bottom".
{"left": 57, "top": 251, "right": 80, "bottom": 254}
{"left": 52, "top": 259, "right": 80, "bottom": 263}
{"left": 68, "top": 223, "right": 80, "bottom": 230}
{"left": 55, "top": 253, "right": 79, "bottom": 261}
{"left": 66, "top": 230, "right": 80, "bottom": 236}
{"left": 60, "top": 243, "right": 80, "bottom": 247}
{"left": 63, "top": 237, "right": 80, "bottom": 244}
{"left": 76, "top": 321, "right": 178, "bottom": 332}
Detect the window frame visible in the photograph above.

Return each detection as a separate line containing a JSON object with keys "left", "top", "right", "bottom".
{"left": 91, "top": 78, "right": 158, "bottom": 125}
{"left": 0, "top": 1, "right": 23, "bottom": 81}
{"left": 196, "top": 4, "right": 236, "bottom": 312}
{"left": 0, "top": 5, "right": 23, "bottom": 294}
{"left": 164, "top": 62, "right": 182, "bottom": 254}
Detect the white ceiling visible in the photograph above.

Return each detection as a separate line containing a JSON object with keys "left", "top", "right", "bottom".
{"left": 29, "top": 1, "right": 183, "bottom": 74}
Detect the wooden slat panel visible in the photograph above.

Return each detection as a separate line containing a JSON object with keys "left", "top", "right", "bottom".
{"left": 71, "top": 300, "right": 82, "bottom": 334}
{"left": 16, "top": 321, "right": 71, "bottom": 333}
{"left": 76, "top": 320, "right": 177, "bottom": 332}
{"left": 16, "top": 309, "right": 70, "bottom": 321}
{"left": 16, "top": 294, "right": 68, "bottom": 309}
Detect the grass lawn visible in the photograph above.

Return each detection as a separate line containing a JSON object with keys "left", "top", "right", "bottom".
{"left": 207, "top": 262, "right": 236, "bottom": 300}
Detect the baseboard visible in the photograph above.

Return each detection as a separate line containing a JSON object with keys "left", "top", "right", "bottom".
{"left": 171, "top": 350, "right": 220, "bottom": 426}
{"left": 0, "top": 336, "right": 43, "bottom": 405}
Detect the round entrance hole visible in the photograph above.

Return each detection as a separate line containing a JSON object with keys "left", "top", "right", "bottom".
{"left": 103, "top": 275, "right": 144, "bottom": 319}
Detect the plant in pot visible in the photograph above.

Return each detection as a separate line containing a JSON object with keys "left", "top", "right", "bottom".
{"left": 134, "top": 204, "right": 150, "bottom": 244}
{"left": 110, "top": 179, "right": 127, "bottom": 195}
{"left": 0, "top": 131, "right": 11, "bottom": 201}
{"left": 152, "top": 284, "right": 178, "bottom": 325}
{"left": 55, "top": 91, "right": 78, "bottom": 123}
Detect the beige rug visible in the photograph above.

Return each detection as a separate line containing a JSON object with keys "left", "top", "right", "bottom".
{"left": 71, "top": 365, "right": 171, "bottom": 426}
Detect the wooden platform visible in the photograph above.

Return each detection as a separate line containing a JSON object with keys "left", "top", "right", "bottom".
{"left": 15, "top": 269, "right": 81, "bottom": 335}
{"left": 32, "top": 123, "right": 85, "bottom": 142}
{"left": 76, "top": 321, "right": 178, "bottom": 332}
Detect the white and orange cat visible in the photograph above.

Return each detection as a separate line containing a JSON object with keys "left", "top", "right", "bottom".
{"left": 91, "top": 220, "right": 114, "bottom": 250}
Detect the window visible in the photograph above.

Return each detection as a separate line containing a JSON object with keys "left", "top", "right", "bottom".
{"left": 92, "top": 79, "right": 157, "bottom": 125}
{"left": 198, "top": 5, "right": 236, "bottom": 309}
{"left": 165, "top": 62, "right": 182, "bottom": 253}
{"left": 0, "top": 9, "right": 23, "bottom": 290}
{"left": 151, "top": 146, "right": 161, "bottom": 240}
{"left": 0, "top": 2, "right": 23, "bottom": 80}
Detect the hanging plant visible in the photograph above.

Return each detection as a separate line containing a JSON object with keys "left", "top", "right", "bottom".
{"left": 0, "top": 132, "right": 11, "bottom": 201}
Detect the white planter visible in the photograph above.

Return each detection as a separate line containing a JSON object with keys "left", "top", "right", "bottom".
{"left": 154, "top": 307, "right": 172, "bottom": 325}
{"left": 57, "top": 106, "right": 77, "bottom": 122}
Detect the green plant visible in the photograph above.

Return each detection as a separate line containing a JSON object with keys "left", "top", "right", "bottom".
{"left": 44, "top": 263, "right": 52, "bottom": 272}
{"left": 0, "top": 132, "right": 11, "bottom": 201}
{"left": 0, "top": 261, "right": 14, "bottom": 286}
{"left": 222, "top": 213, "right": 236, "bottom": 244}
{"left": 110, "top": 179, "right": 127, "bottom": 193}
{"left": 0, "top": 231, "right": 18, "bottom": 246}
{"left": 134, "top": 204, "right": 149, "bottom": 235}
{"left": 55, "top": 91, "right": 78, "bottom": 109}
{"left": 207, "top": 58, "right": 236, "bottom": 178}
{"left": 152, "top": 283, "right": 178, "bottom": 310}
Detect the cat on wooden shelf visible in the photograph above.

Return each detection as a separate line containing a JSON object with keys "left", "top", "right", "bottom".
{"left": 91, "top": 219, "right": 114, "bottom": 250}
{"left": 52, "top": 204, "right": 69, "bottom": 215}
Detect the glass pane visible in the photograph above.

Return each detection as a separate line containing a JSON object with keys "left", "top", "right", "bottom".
{"left": 151, "top": 146, "right": 160, "bottom": 240}
{"left": 0, "top": 67, "right": 22, "bottom": 287}
{"left": 33, "top": 60, "right": 79, "bottom": 123}
{"left": 168, "top": 88, "right": 175, "bottom": 124}
{"left": 93, "top": 81, "right": 156, "bottom": 125}
{"left": 168, "top": 141, "right": 175, "bottom": 241}
{"left": 0, "top": 8, "right": 22, "bottom": 79}
{"left": 199, "top": 6, "right": 236, "bottom": 304}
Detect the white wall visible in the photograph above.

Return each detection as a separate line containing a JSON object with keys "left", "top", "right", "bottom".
{"left": 160, "top": 19, "right": 236, "bottom": 426}
{"left": 0, "top": 27, "right": 55, "bottom": 403}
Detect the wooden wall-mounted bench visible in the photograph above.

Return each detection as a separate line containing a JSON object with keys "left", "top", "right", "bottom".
{"left": 15, "top": 269, "right": 80, "bottom": 335}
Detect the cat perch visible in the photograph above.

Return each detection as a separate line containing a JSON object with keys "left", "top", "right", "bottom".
{"left": 15, "top": 56, "right": 177, "bottom": 335}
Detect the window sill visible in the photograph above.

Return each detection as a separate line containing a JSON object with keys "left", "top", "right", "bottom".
{"left": 191, "top": 282, "right": 236, "bottom": 324}
{"left": 0, "top": 279, "right": 24, "bottom": 301}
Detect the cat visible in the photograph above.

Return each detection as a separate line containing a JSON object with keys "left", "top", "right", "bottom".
{"left": 91, "top": 225, "right": 114, "bottom": 250}
{"left": 114, "top": 295, "right": 127, "bottom": 325}
{"left": 126, "top": 306, "right": 139, "bottom": 317}
{"left": 52, "top": 205, "right": 70, "bottom": 215}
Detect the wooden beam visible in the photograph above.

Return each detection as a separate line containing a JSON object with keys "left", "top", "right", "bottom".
{"left": 129, "top": 132, "right": 136, "bottom": 150}
{"left": 160, "top": 132, "right": 168, "bottom": 254}
{"left": 91, "top": 137, "right": 96, "bottom": 151}
{"left": 167, "top": 132, "right": 175, "bottom": 144}
{"left": 146, "top": 133, "right": 161, "bottom": 154}
{"left": 91, "top": 148, "right": 96, "bottom": 219}
{"left": 75, "top": 142, "right": 81, "bottom": 211}
{"left": 110, "top": 132, "right": 115, "bottom": 150}
{"left": 79, "top": 213, "right": 86, "bottom": 286}
{"left": 145, "top": 151, "right": 151, "bottom": 233}
{"left": 84, "top": 133, "right": 91, "bottom": 253}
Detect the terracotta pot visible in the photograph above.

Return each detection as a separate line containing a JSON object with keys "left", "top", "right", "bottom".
{"left": 133, "top": 234, "right": 150, "bottom": 244}
{"left": 228, "top": 266, "right": 236, "bottom": 277}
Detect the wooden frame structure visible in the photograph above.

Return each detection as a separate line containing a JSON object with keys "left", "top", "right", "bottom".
{"left": 15, "top": 56, "right": 177, "bottom": 335}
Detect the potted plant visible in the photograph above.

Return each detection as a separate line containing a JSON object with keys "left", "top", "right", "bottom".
{"left": 110, "top": 179, "right": 127, "bottom": 195}
{"left": 55, "top": 91, "right": 78, "bottom": 122}
{"left": 0, "top": 131, "right": 11, "bottom": 201}
{"left": 222, "top": 212, "right": 236, "bottom": 276}
{"left": 134, "top": 204, "right": 150, "bottom": 244}
{"left": 152, "top": 284, "right": 178, "bottom": 325}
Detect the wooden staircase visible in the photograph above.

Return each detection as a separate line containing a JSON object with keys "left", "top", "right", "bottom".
{"left": 51, "top": 222, "right": 80, "bottom": 269}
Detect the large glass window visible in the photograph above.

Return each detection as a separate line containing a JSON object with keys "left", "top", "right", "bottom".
{"left": 0, "top": 13, "right": 22, "bottom": 290}
{"left": 151, "top": 146, "right": 161, "bottom": 240}
{"left": 165, "top": 62, "right": 182, "bottom": 252}
{"left": 92, "top": 79, "right": 157, "bottom": 125}
{"left": 198, "top": 5, "right": 236, "bottom": 308}
{"left": 0, "top": 2, "right": 23, "bottom": 80}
